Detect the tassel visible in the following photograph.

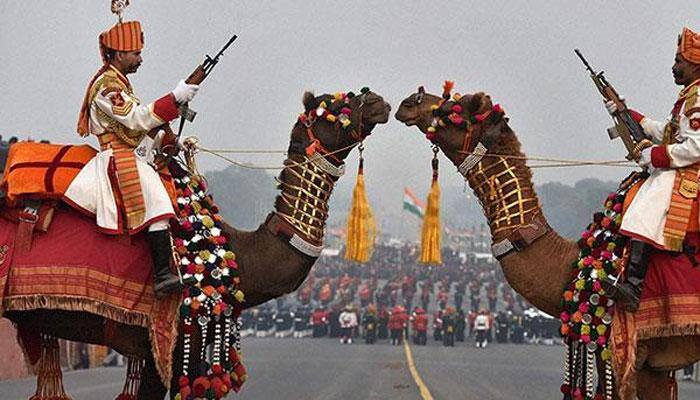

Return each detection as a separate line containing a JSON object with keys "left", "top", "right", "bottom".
{"left": 30, "top": 334, "right": 72, "bottom": 400}
{"left": 419, "top": 146, "right": 442, "bottom": 264}
{"left": 114, "top": 357, "right": 144, "bottom": 400}
{"left": 345, "top": 145, "right": 376, "bottom": 263}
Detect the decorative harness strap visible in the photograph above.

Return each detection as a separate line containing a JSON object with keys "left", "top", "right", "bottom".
{"left": 456, "top": 108, "right": 551, "bottom": 260}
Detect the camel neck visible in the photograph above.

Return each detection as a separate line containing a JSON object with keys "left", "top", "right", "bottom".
{"left": 273, "top": 153, "right": 339, "bottom": 246}
{"left": 462, "top": 148, "right": 542, "bottom": 243}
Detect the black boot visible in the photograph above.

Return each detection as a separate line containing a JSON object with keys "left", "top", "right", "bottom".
{"left": 148, "top": 230, "right": 182, "bottom": 299}
{"left": 601, "top": 240, "right": 650, "bottom": 312}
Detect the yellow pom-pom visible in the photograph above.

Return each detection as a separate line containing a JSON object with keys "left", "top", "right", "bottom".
{"left": 430, "top": 105, "right": 439, "bottom": 111}
{"left": 224, "top": 251, "right": 236, "bottom": 260}
{"left": 341, "top": 119, "right": 351, "bottom": 128}
{"left": 319, "top": 101, "right": 327, "bottom": 108}
{"left": 580, "top": 325, "right": 590, "bottom": 335}
{"left": 326, "top": 114, "right": 337, "bottom": 123}
{"left": 427, "top": 126, "right": 436, "bottom": 133}
{"left": 234, "top": 290, "right": 245, "bottom": 303}
{"left": 601, "top": 348, "right": 612, "bottom": 360}
{"left": 575, "top": 279, "right": 585, "bottom": 290}
{"left": 595, "top": 306, "right": 605, "bottom": 317}
{"left": 453, "top": 93, "right": 462, "bottom": 101}
{"left": 597, "top": 325, "right": 607, "bottom": 335}
{"left": 202, "top": 216, "right": 214, "bottom": 229}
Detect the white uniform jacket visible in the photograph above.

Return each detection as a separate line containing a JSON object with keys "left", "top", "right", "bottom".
{"left": 620, "top": 79, "right": 700, "bottom": 248}
{"left": 65, "top": 66, "right": 180, "bottom": 235}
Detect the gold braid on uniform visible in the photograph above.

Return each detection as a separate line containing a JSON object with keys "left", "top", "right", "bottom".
{"left": 94, "top": 106, "right": 147, "bottom": 147}
{"left": 275, "top": 156, "right": 335, "bottom": 244}
{"left": 466, "top": 155, "right": 541, "bottom": 237}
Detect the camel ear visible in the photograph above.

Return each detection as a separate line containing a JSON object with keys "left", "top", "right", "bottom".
{"left": 302, "top": 91, "right": 316, "bottom": 111}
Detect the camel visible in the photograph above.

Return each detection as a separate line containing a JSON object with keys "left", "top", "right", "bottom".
{"left": 1, "top": 88, "right": 391, "bottom": 399}
{"left": 395, "top": 87, "right": 700, "bottom": 400}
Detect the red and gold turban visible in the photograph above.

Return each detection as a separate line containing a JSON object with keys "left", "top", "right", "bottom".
{"left": 679, "top": 27, "right": 700, "bottom": 65}
{"left": 78, "top": 21, "right": 145, "bottom": 136}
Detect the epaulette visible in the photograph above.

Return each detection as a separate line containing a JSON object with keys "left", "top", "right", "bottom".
{"left": 88, "top": 69, "right": 127, "bottom": 101}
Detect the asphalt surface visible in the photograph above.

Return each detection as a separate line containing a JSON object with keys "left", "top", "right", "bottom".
{"left": 1, "top": 338, "right": 699, "bottom": 400}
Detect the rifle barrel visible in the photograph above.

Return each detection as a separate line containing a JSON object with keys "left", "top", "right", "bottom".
{"left": 574, "top": 49, "right": 595, "bottom": 74}
{"left": 217, "top": 34, "right": 238, "bottom": 58}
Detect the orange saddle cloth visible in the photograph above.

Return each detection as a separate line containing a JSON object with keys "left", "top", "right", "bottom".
{"left": 1, "top": 142, "right": 97, "bottom": 205}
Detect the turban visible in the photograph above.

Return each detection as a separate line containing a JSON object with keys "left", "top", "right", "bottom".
{"left": 99, "top": 20, "right": 144, "bottom": 64}
{"left": 78, "top": 21, "right": 144, "bottom": 136}
{"left": 679, "top": 27, "right": 700, "bottom": 65}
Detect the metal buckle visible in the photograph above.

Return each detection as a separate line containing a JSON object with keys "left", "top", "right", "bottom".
{"left": 19, "top": 207, "right": 39, "bottom": 224}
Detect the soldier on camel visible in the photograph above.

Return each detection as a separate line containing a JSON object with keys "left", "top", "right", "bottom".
{"left": 65, "top": 20, "right": 200, "bottom": 298}
{"left": 604, "top": 27, "right": 700, "bottom": 312}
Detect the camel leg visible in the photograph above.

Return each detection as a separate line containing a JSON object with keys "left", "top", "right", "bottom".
{"left": 637, "top": 368, "right": 676, "bottom": 400}
{"left": 137, "top": 355, "right": 167, "bottom": 400}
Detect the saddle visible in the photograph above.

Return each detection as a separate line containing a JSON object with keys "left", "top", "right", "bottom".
{"left": 0, "top": 142, "right": 97, "bottom": 251}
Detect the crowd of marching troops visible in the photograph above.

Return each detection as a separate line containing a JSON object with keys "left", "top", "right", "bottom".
{"left": 241, "top": 243, "right": 562, "bottom": 347}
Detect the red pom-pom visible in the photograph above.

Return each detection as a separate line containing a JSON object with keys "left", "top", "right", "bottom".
{"left": 492, "top": 103, "right": 503, "bottom": 113}
{"left": 179, "top": 386, "right": 191, "bottom": 398}
{"left": 560, "top": 384, "right": 571, "bottom": 394}
{"left": 178, "top": 375, "right": 190, "bottom": 388}
{"left": 193, "top": 376, "right": 211, "bottom": 397}
{"left": 451, "top": 104, "right": 462, "bottom": 114}
{"left": 211, "top": 363, "right": 223, "bottom": 375}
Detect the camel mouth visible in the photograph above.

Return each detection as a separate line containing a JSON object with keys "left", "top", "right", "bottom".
{"left": 394, "top": 109, "right": 417, "bottom": 126}
{"left": 365, "top": 103, "right": 391, "bottom": 125}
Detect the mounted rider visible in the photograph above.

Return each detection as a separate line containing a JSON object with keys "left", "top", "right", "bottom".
{"left": 605, "top": 27, "right": 700, "bottom": 311}
{"left": 64, "top": 20, "right": 200, "bottom": 298}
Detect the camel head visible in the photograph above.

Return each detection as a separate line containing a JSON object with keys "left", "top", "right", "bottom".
{"left": 395, "top": 84, "right": 512, "bottom": 167}
{"left": 290, "top": 88, "right": 391, "bottom": 164}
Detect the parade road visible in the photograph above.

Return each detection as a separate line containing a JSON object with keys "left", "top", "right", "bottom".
{"left": 1, "top": 338, "right": 699, "bottom": 399}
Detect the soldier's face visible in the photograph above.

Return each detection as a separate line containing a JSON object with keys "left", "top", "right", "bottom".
{"left": 116, "top": 50, "right": 143, "bottom": 75}
{"left": 672, "top": 52, "right": 700, "bottom": 86}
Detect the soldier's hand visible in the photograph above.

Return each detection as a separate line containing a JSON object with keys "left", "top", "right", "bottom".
{"left": 172, "top": 80, "right": 199, "bottom": 103}
{"left": 637, "top": 147, "right": 652, "bottom": 168}
{"left": 604, "top": 96, "right": 624, "bottom": 115}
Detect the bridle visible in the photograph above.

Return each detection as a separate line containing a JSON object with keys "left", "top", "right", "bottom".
{"left": 411, "top": 87, "right": 549, "bottom": 260}
{"left": 292, "top": 91, "right": 370, "bottom": 167}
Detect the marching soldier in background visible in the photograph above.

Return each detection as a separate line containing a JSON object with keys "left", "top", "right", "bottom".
{"left": 363, "top": 304, "right": 378, "bottom": 344}
{"left": 66, "top": 20, "right": 199, "bottom": 298}
{"left": 455, "top": 308, "right": 466, "bottom": 342}
{"left": 606, "top": 27, "right": 700, "bottom": 311}
{"left": 411, "top": 307, "right": 428, "bottom": 345}
{"left": 442, "top": 307, "right": 456, "bottom": 347}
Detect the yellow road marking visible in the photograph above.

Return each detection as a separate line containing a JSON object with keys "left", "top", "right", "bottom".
{"left": 403, "top": 334, "right": 434, "bottom": 400}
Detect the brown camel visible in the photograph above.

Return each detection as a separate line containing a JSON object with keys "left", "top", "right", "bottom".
{"left": 3, "top": 89, "right": 391, "bottom": 399}
{"left": 395, "top": 87, "right": 700, "bottom": 400}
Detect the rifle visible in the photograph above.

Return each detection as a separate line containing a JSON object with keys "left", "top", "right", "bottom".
{"left": 177, "top": 34, "right": 238, "bottom": 137}
{"left": 574, "top": 49, "right": 651, "bottom": 160}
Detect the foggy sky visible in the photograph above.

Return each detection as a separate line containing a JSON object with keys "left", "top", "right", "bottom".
{"left": 1, "top": 1, "right": 699, "bottom": 217}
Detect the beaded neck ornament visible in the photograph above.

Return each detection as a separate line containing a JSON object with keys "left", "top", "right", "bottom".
{"left": 424, "top": 81, "right": 505, "bottom": 143}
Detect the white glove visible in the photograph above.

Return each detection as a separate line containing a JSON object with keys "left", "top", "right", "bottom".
{"left": 604, "top": 96, "right": 625, "bottom": 115}
{"left": 172, "top": 80, "right": 199, "bottom": 103}
{"left": 638, "top": 147, "right": 652, "bottom": 168}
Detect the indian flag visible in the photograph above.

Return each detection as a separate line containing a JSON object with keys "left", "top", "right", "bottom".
{"left": 403, "top": 187, "right": 425, "bottom": 218}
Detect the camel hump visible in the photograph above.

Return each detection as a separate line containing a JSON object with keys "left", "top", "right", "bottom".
{"left": 1, "top": 142, "right": 97, "bottom": 205}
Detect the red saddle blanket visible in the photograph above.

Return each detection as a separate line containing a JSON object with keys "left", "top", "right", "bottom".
{"left": 611, "top": 179, "right": 700, "bottom": 398}
{"left": 0, "top": 205, "right": 178, "bottom": 383}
